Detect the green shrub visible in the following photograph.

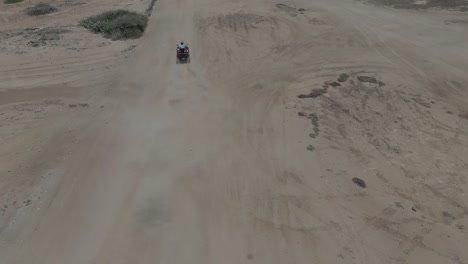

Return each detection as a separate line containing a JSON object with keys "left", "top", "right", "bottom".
{"left": 306, "top": 145, "right": 315, "bottom": 152}
{"left": 338, "top": 73, "right": 349, "bottom": 82}
{"left": 79, "top": 10, "right": 148, "bottom": 40}
{"left": 352, "top": 177, "right": 366, "bottom": 188}
{"left": 357, "top": 76, "right": 378, "bottom": 83}
{"left": 25, "top": 3, "right": 57, "bottom": 16}
{"left": 4, "top": 0, "right": 24, "bottom": 4}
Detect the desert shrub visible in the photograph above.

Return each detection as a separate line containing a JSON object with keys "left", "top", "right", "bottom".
{"left": 5, "top": 0, "right": 24, "bottom": 4}
{"left": 298, "top": 88, "right": 327, "bottom": 98}
{"left": 338, "top": 73, "right": 349, "bottom": 82}
{"left": 25, "top": 3, "right": 57, "bottom": 16}
{"left": 352, "top": 177, "right": 367, "bottom": 188}
{"left": 79, "top": 10, "right": 148, "bottom": 40}
{"left": 357, "top": 76, "right": 378, "bottom": 84}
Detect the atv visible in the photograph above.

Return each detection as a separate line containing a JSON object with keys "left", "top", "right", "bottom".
{"left": 176, "top": 44, "right": 190, "bottom": 64}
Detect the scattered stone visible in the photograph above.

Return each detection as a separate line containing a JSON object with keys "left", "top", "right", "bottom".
{"left": 352, "top": 177, "right": 366, "bottom": 188}
{"left": 24, "top": 200, "right": 31, "bottom": 206}
{"left": 298, "top": 8, "right": 306, "bottom": 11}
{"left": 457, "top": 225, "right": 465, "bottom": 231}
{"left": 68, "top": 104, "right": 77, "bottom": 108}
{"left": 306, "top": 145, "right": 315, "bottom": 151}
{"left": 79, "top": 103, "right": 89, "bottom": 107}
{"left": 411, "top": 206, "right": 417, "bottom": 212}
{"left": 298, "top": 112, "right": 307, "bottom": 117}
{"left": 330, "top": 82, "right": 341, "bottom": 87}
{"left": 394, "top": 202, "right": 404, "bottom": 209}
{"left": 247, "top": 254, "right": 254, "bottom": 260}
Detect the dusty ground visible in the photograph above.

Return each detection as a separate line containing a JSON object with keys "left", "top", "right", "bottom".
{"left": 1, "top": 0, "right": 468, "bottom": 263}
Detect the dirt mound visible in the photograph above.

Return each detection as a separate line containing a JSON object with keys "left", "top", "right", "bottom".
{"left": 197, "top": 11, "right": 296, "bottom": 68}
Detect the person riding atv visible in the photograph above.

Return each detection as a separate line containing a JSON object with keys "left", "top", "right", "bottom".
{"left": 177, "top": 41, "right": 187, "bottom": 51}
{"left": 176, "top": 41, "right": 190, "bottom": 63}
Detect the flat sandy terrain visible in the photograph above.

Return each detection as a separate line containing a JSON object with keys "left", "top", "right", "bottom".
{"left": 1, "top": 0, "right": 468, "bottom": 263}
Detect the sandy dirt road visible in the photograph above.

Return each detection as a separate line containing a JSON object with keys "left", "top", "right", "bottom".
{"left": 1, "top": 0, "right": 468, "bottom": 263}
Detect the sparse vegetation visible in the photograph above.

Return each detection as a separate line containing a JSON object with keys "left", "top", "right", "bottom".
{"left": 309, "top": 132, "right": 318, "bottom": 139}
{"left": 357, "top": 76, "right": 378, "bottom": 84}
{"left": 29, "top": 40, "right": 41, "bottom": 47}
{"left": 79, "top": 10, "right": 148, "bottom": 40}
{"left": 298, "top": 88, "right": 327, "bottom": 98}
{"left": 308, "top": 113, "right": 320, "bottom": 138}
{"left": 306, "top": 145, "right": 315, "bottom": 151}
{"left": 309, "top": 113, "right": 319, "bottom": 128}
{"left": 458, "top": 110, "right": 468, "bottom": 120}
{"left": 298, "top": 8, "right": 306, "bottom": 11}
{"left": 352, "top": 177, "right": 366, "bottom": 188}
{"left": 299, "top": 112, "right": 320, "bottom": 138}
{"left": 370, "top": 0, "right": 468, "bottom": 12}
{"left": 412, "top": 97, "right": 431, "bottom": 108}
{"left": 39, "top": 33, "right": 60, "bottom": 41}
{"left": 4, "top": 0, "right": 24, "bottom": 4}
{"left": 25, "top": 3, "right": 57, "bottom": 16}
{"left": 442, "top": 211, "right": 455, "bottom": 220}
{"left": 338, "top": 73, "right": 349, "bottom": 82}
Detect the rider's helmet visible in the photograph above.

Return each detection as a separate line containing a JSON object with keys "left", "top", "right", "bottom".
{"left": 180, "top": 41, "right": 184, "bottom": 45}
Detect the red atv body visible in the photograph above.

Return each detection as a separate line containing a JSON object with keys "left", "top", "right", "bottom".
{"left": 176, "top": 45, "right": 190, "bottom": 64}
